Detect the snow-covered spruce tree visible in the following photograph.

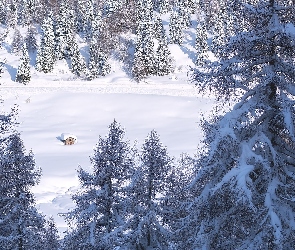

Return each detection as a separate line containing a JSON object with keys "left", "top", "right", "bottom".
{"left": 25, "top": 26, "right": 38, "bottom": 53}
{"left": 7, "top": 3, "right": 17, "bottom": 27}
{"left": 88, "top": 40, "right": 111, "bottom": 79}
{"left": 0, "top": 133, "right": 45, "bottom": 250}
{"left": 195, "top": 21, "right": 208, "bottom": 66}
{"left": 210, "top": 0, "right": 228, "bottom": 54}
{"left": 63, "top": 120, "right": 135, "bottom": 249}
{"left": 169, "top": 9, "right": 184, "bottom": 45}
{"left": 76, "top": 0, "right": 101, "bottom": 41}
{"left": 54, "top": 0, "right": 75, "bottom": 60}
{"left": 178, "top": 0, "right": 192, "bottom": 28}
{"left": 70, "top": 40, "right": 88, "bottom": 77}
{"left": 43, "top": 217, "right": 60, "bottom": 250}
{"left": 158, "top": 0, "right": 170, "bottom": 14}
{"left": 0, "top": 1, "right": 7, "bottom": 25}
{"left": 15, "top": 44, "right": 31, "bottom": 84}
{"left": 156, "top": 36, "right": 173, "bottom": 76}
{"left": 162, "top": 154, "right": 196, "bottom": 249}
{"left": 11, "top": 29, "right": 23, "bottom": 55}
{"left": 36, "top": 15, "right": 55, "bottom": 73}
{"left": 122, "top": 130, "right": 174, "bottom": 249}
{"left": 133, "top": 0, "right": 156, "bottom": 81}
{"left": 188, "top": 0, "right": 295, "bottom": 249}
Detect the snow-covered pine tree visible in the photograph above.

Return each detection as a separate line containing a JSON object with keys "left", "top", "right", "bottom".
{"left": 154, "top": 15, "right": 165, "bottom": 40}
{"left": 36, "top": 14, "right": 55, "bottom": 73}
{"left": 178, "top": 0, "right": 192, "bottom": 28}
{"left": 88, "top": 40, "right": 111, "bottom": 79}
{"left": 76, "top": 0, "right": 100, "bottom": 41}
{"left": 210, "top": 0, "right": 227, "bottom": 54}
{"left": 162, "top": 154, "right": 196, "bottom": 249}
{"left": 132, "top": 21, "right": 156, "bottom": 81}
{"left": 133, "top": 0, "right": 156, "bottom": 81}
{"left": 11, "top": 29, "right": 23, "bottom": 55}
{"left": 189, "top": 0, "right": 295, "bottom": 249}
{"left": 63, "top": 120, "right": 135, "bottom": 249}
{"left": 158, "top": 0, "right": 170, "bottom": 14}
{"left": 43, "top": 217, "right": 60, "bottom": 250}
{"left": 54, "top": 0, "right": 75, "bottom": 60}
{"left": 195, "top": 21, "right": 208, "bottom": 66}
{"left": 15, "top": 43, "right": 31, "bottom": 84}
{"left": 169, "top": 9, "right": 184, "bottom": 45}
{"left": 7, "top": 3, "right": 17, "bottom": 27}
{"left": 25, "top": 26, "right": 38, "bottom": 53}
{"left": 0, "top": 1, "right": 7, "bottom": 25}
{"left": 156, "top": 36, "right": 173, "bottom": 76}
{"left": 123, "top": 130, "right": 173, "bottom": 249}
{"left": 70, "top": 40, "right": 88, "bottom": 77}
{"left": 0, "top": 133, "right": 45, "bottom": 250}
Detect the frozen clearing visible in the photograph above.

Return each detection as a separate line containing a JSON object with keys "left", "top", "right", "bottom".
{"left": 1, "top": 82, "right": 215, "bottom": 234}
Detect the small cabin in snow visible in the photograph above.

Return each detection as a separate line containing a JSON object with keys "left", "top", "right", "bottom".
{"left": 61, "top": 133, "right": 77, "bottom": 145}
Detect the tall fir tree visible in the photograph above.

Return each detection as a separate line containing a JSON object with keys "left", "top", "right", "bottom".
{"left": 123, "top": 130, "right": 174, "bottom": 249}
{"left": 43, "top": 217, "right": 60, "bottom": 250}
{"left": 132, "top": 0, "right": 156, "bottom": 81}
{"left": 36, "top": 14, "right": 55, "bottom": 73}
{"left": 189, "top": 0, "right": 295, "bottom": 249}
{"left": 11, "top": 29, "right": 23, "bottom": 55}
{"left": 63, "top": 120, "right": 135, "bottom": 249}
{"left": 70, "top": 39, "right": 88, "bottom": 77}
{"left": 15, "top": 43, "right": 31, "bottom": 84}
{"left": 25, "top": 26, "right": 38, "bottom": 53}
{"left": 54, "top": 0, "right": 75, "bottom": 60}
{"left": 169, "top": 10, "right": 184, "bottom": 45}
{"left": 156, "top": 36, "right": 173, "bottom": 76}
{"left": 195, "top": 21, "right": 208, "bottom": 66}
{"left": 88, "top": 39, "right": 111, "bottom": 79}
{"left": 0, "top": 133, "right": 45, "bottom": 250}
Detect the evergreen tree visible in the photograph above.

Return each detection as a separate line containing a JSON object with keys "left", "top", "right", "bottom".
{"left": 43, "top": 217, "right": 60, "bottom": 250}
{"left": 158, "top": 0, "right": 170, "bottom": 14}
{"left": 178, "top": 0, "right": 192, "bottom": 28}
{"left": 70, "top": 40, "right": 88, "bottom": 77}
{"left": 156, "top": 36, "right": 173, "bottom": 76}
{"left": 11, "top": 29, "right": 23, "bottom": 55}
{"left": 163, "top": 154, "right": 196, "bottom": 249}
{"left": 0, "top": 133, "right": 45, "bottom": 250}
{"left": 7, "top": 3, "right": 17, "bottom": 27}
{"left": 54, "top": 0, "right": 75, "bottom": 60}
{"left": 36, "top": 15, "right": 55, "bottom": 73}
{"left": 88, "top": 40, "right": 111, "bottom": 79}
{"left": 189, "top": 0, "right": 295, "bottom": 248}
{"left": 25, "top": 26, "right": 38, "bottom": 53}
{"left": 169, "top": 10, "right": 183, "bottom": 45}
{"left": 195, "top": 21, "right": 208, "bottom": 66}
{"left": 123, "top": 130, "right": 173, "bottom": 249}
{"left": 15, "top": 44, "right": 31, "bottom": 84}
{"left": 210, "top": 0, "right": 227, "bottom": 54}
{"left": 0, "top": 1, "right": 7, "bottom": 25}
{"left": 63, "top": 120, "right": 135, "bottom": 249}
{"left": 132, "top": 21, "right": 155, "bottom": 81}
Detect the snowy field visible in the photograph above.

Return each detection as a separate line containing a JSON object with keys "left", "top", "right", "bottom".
{"left": 1, "top": 80, "right": 215, "bottom": 235}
